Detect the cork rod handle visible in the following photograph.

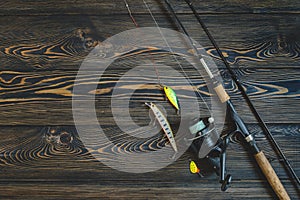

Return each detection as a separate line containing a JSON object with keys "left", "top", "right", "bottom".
{"left": 254, "top": 151, "right": 290, "bottom": 200}
{"left": 213, "top": 84, "right": 230, "bottom": 103}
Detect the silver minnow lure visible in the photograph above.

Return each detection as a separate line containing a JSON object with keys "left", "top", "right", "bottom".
{"left": 145, "top": 102, "right": 178, "bottom": 153}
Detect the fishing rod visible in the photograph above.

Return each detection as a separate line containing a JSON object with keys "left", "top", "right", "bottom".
{"left": 123, "top": 0, "right": 294, "bottom": 198}
{"left": 162, "top": 0, "right": 293, "bottom": 199}
{"left": 183, "top": 0, "right": 300, "bottom": 187}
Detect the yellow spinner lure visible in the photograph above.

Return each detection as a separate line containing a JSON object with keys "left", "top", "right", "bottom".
{"left": 189, "top": 160, "right": 200, "bottom": 174}
{"left": 162, "top": 85, "right": 180, "bottom": 112}
{"left": 189, "top": 160, "right": 203, "bottom": 177}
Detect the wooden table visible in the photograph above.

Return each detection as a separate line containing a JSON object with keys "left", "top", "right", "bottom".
{"left": 0, "top": 1, "right": 299, "bottom": 199}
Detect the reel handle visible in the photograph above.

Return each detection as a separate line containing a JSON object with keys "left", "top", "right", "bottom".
{"left": 254, "top": 151, "right": 290, "bottom": 200}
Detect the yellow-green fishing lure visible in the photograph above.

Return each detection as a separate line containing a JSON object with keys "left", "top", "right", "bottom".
{"left": 163, "top": 85, "right": 180, "bottom": 112}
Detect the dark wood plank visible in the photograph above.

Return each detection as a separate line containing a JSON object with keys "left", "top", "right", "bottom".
{"left": 0, "top": 14, "right": 299, "bottom": 71}
{"left": 0, "top": 124, "right": 298, "bottom": 199}
{"left": 0, "top": 1, "right": 299, "bottom": 199}
{"left": 0, "top": 181, "right": 295, "bottom": 200}
{"left": 0, "top": 68, "right": 298, "bottom": 125}
{"left": 0, "top": 0, "right": 299, "bottom": 15}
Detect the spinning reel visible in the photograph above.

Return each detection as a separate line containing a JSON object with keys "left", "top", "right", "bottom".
{"left": 186, "top": 116, "right": 235, "bottom": 191}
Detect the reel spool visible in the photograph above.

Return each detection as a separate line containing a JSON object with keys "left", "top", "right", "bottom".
{"left": 187, "top": 117, "right": 219, "bottom": 159}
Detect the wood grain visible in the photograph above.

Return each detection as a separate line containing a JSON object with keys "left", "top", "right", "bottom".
{"left": 0, "top": 124, "right": 298, "bottom": 172}
{"left": 0, "top": 181, "right": 294, "bottom": 200}
{"left": 0, "top": 0, "right": 299, "bottom": 199}
{"left": 0, "top": 15, "right": 299, "bottom": 71}
{"left": 0, "top": 124, "right": 298, "bottom": 198}
{"left": 0, "top": 0, "right": 299, "bottom": 15}
{"left": 0, "top": 67, "right": 298, "bottom": 125}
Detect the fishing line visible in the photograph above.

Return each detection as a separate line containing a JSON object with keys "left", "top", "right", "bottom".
{"left": 124, "top": 0, "right": 161, "bottom": 86}
{"left": 124, "top": 0, "right": 139, "bottom": 27}
{"left": 141, "top": 0, "right": 212, "bottom": 115}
